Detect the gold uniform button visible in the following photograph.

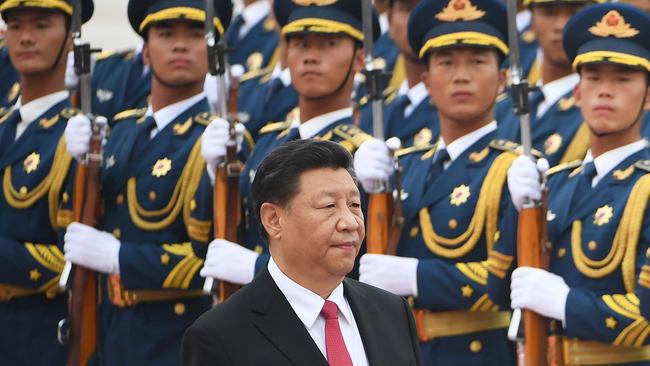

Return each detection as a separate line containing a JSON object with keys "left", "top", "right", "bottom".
{"left": 174, "top": 302, "right": 186, "bottom": 316}
{"left": 148, "top": 190, "right": 157, "bottom": 201}
{"left": 62, "top": 192, "right": 70, "bottom": 204}
{"left": 469, "top": 340, "right": 482, "bottom": 353}
{"left": 112, "top": 228, "right": 121, "bottom": 239}
{"left": 116, "top": 194, "right": 124, "bottom": 205}
{"left": 557, "top": 248, "right": 566, "bottom": 258}
{"left": 410, "top": 227, "right": 419, "bottom": 237}
{"left": 254, "top": 245, "right": 263, "bottom": 254}
{"left": 588, "top": 241, "right": 597, "bottom": 251}
{"left": 19, "top": 186, "right": 28, "bottom": 195}
{"left": 190, "top": 199, "right": 197, "bottom": 212}
{"left": 448, "top": 219, "right": 458, "bottom": 229}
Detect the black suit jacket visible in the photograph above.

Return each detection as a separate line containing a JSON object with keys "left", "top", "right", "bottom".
{"left": 182, "top": 268, "right": 422, "bottom": 365}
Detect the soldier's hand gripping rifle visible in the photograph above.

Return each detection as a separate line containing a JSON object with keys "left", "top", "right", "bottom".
{"left": 362, "top": 0, "right": 404, "bottom": 255}
{"left": 504, "top": 0, "right": 552, "bottom": 364}
{"left": 202, "top": 0, "right": 243, "bottom": 303}
{"left": 58, "top": 1, "right": 105, "bottom": 365}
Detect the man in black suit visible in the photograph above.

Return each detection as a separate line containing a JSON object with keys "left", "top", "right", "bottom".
{"left": 182, "top": 139, "right": 422, "bottom": 366}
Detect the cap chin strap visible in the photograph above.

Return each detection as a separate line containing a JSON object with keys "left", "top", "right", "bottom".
{"left": 590, "top": 86, "right": 648, "bottom": 138}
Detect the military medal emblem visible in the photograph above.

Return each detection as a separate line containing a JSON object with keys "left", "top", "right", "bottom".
{"left": 96, "top": 89, "right": 114, "bottom": 103}
{"left": 436, "top": 0, "right": 486, "bottom": 22}
{"left": 589, "top": 10, "right": 639, "bottom": 38}
{"left": 544, "top": 133, "right": 562, "bottom": 155}
{"left": 292, "top": 0, "right": 338, "bottom": 5}
{"left": 450, "top": 184, "right": 471, "bottom": 206}
{"left": 593, "top": 205, "right": 613, "bottom": 226}
{"left": 23, "top": 152, "right": 40, "bottom": 173}
{"left": 152, "top": 158, "right": 172, "bottom": 178}
{"left": 413, "top": 128, "right": 433, "bottom": 147}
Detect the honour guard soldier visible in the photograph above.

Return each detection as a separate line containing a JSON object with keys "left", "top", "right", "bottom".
{"left": 60, "top": 1, "right": 232, "bottom": 365}
{"left": 358, "top": 0, "right": 440, "bottom": 149}
{"left": 197, "top": 0, "right": 378, "bottom": 288}
{"left": 0, "top": 38, "right": 19, "bottom": 108}
{"left": 0, "top": 0, "right": 93, "bottom": 364}
{"left": 496, "top": 0, "right": 597, "bottom": 168}
{"left": 353, "top": 0, "right": 520, "bottom": 364}
{"left": 225, "top": 0, "right": 278, "bottom": 73}
{"left": 493, "top": 3, "right": 650, "bottom": 364}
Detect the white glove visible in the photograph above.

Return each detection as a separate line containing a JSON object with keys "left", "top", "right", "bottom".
{"left": 64, "top": 222, "right": 121, "bottom": 274}
{"left": 359, "top": 253, "right": 419, "bottom": 296}
{"left": 507, "top": 156, "right": 549, "bottom": 211}
{"left": 65, "top": 114, "right": 92, "bottom": 160}
{"left": 200, "top": 239, "right": 259, "bottom": 285}
{"left": 201, "top": 118, "right": 245, "bottom": 182}
{"left": 354, "top": 138, "right": 397, "bottom": 193}
{"left": 204, "top": 73, "right": 235, "bottom": 115}
{"left": 511, "top": 266, "right": 569, "bottom": 323}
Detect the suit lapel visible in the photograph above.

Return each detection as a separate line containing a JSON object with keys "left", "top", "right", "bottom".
{"left": 249, "top": 270, "right": 329, "bottom": 366}
{"left": 344, "top": 279, "right": 383, "bottom": 366}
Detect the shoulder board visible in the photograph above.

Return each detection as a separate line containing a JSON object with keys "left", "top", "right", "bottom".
{"left": 112, "top": 108, "right": 147, "bottom": 122}
{"left": 384, "top": 88, "right": 400, "bottom": 104}
{"left": 95, "top": 49, "right": 135, "bottom": 62}
{"left": 240, "top": 66, "right": 273, "bottom": 83}
{"left": 332, "top": 124, "right": 372, "bottom": 149}
{"left": 59, "top": 108, "right": 79, "bottom": 120}
{"left": 194, "top": 112, "right": 216, "bottom": 126}
{"left": 547, "top": 160, "right": 582, "bottom": 176}
{"left": 634, "top": 159, "right": 650, "bottom": 173}
{"left": 395, "top": 144, "right": 436, "bottom": 158}
{"left": 259, "top": 121, "right": 292, "bottom": 134}
{"left": 489, "top": 139, "right": 543, "bottom": 157}
{"left": 496, "top": 92, "right": 508, "bottom": 103}
{"left": 522, "top": 29, "right": 536, "bottom": 44}
{"left": 0, "top": 107, "right": 8, "bottom": 118}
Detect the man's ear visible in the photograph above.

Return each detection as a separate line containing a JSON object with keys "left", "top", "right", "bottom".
{"left": 260, "top": 202, "right": 283, "bottom": 240}
{"left": 142, "top": 42, "right": 151, "bottom": 66}
{"left": 353, "top": 45, "right": 365, "bottom": 74}
{"left": 497, "top": 68, "right": 508, "bottom": 95}
{"left": 644, "top": 84, "right": 650, "bottom": 111}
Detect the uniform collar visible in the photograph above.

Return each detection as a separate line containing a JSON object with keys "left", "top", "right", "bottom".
{"left": 268, "top": 257, "right": 352, "bottom": 329}
{"left": 271, "top": 63, "right": 292, "bottom": 87}
{"left": 538, "top": 73, "right": 579, "bottom": 109}
{"left": 16, "top": 90, "right": 69, "bottom": 125}
{"left": 583, "top": 139, "right": 648, "bottom": 186}
{"left": 146, "top": 92, "right": 206, "bottom": 132}
{"left": 438, "top": 121, "right": 497, "bottom": 162}
{"left": 397, "top": 80, "right": 428, "bottom": 107}
{"left": 379, "top": 12, "right": 389, "bottom": 35}
{"left": 295, "top": 107, "right": 352, "bottom": 139}
{"left": 240, "top": 0, "right": 270, "bottom": 36}
{"left": 517, "top": 9, "right": 531, "bottom": 33}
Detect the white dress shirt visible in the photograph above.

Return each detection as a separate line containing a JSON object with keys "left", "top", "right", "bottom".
{"left": 396, "top": 80, "right": 429, "bottom": 118}
{"left": 289, "top": 107, "right": 352, "bottom": 139}
{"left": 269, "top": 63, "right": 292, "bottom": 88}
{"left": 516, "top": 9, "right": 531, "bottom": 32}
{"left": 145, "top": 92, "right": 206, "bottom": 139}
{"left": 268, "top": 257, "right": 369, "bottom": 365}
{"left": 535, "top": 73, "right": 579, "bottom": 118}
{"left": 582, "top": 140, "right": 648, "bottom": 187}
{"left": 437, "top": 121, "right": 497, "bottom": 169}
{"left": 238, "top": 0, "right": 270, "bottom": 40}
{"left": 14, "top": 90, "right": 69, "bottom": 140}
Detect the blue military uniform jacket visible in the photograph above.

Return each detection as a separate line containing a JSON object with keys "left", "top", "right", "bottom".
{"left": 225, "top": 13, "right": 278, "bottom": 72}
{"left": 496, "top": 89, "right": 588, "bottom": 167}
{"left": 0, "top": 98, "right": 76, "bottom": 365}
{"left": 0, "top": 44, "right": 19, "bottom": 109}
{"left": 91, "top": 49, "right": 151, "bottom": 125}
{"left": 395, "top": 131, "right": 518, "bottom": 366}
{"left": 59, "top": 98, "right": 213, "bottom": 366}
{"left": 488, "top": 149, "right": 650, "bottom": 358}
{"left": 237, "top": 66, "right": 298, "bottom": 140}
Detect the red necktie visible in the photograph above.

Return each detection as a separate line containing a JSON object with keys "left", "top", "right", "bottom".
{"left": 321, "top": 300, "right": 353, "bottom": 366}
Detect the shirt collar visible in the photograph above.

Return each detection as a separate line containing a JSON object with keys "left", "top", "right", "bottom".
{"left": 379, "top": 13, "right": 389, "bottom": 35}
{"left": 438, "top": 121, "right": 497, "bottom": 162}
{"left": 241, "top": 0, "right": 270, "bottom": 29}
{"left": 17, "top": 90, "right": 69, "bottom": 125}
{"left": 583, "top": 140, "right": 648, "bottom": 182}
{"left": 271, "top": 63, "right": 292, "bottom": 87}
{"left": 146, "top": 92, "right": 206, "bottom": 132}
{"left": 516, "top": 9, "right": 531, "bottom": 33}
{"left": 298, "top": 107, "right": 352, "bottom": 139}
{"left": 268, "top": 257, "right": 351, "bottom": 329}
{"left": 397, "top": 80, "right": 428, "bottom": 106}
{"left": 539, "top": 73, "right": 579, "bottom": 108}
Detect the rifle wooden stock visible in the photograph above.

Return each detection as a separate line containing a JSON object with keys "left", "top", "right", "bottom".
{"left": 211, "top": 72, "right": 243, "bottom": 303}
{"left": 67, "top": 130, "right": 102, "bottom": 366}
{"left": 367, "top": 192, "right": 393, "bottom": 254}
{"left": 516, "top": 204, "right": 550, "bottom": 366}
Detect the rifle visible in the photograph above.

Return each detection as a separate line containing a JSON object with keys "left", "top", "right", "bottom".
{"left": 505, "top": 0, "right": 552, "bottom": 364}
{"left": 57, "top": 1, "right": 104, "bottom": 364}
{"left": 201, "top": 0, "right": 243, "bottom": 302}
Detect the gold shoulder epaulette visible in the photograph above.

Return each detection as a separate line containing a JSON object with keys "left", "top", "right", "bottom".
{"left": 634, "top": 159, "right": 650, "bottom": 173}
{"left": 112, "top": 108, "right": 147, "bottom": 122}
{"left": 522, "top": 29, "right": 536, "bottom": 44}
{"left": 60, "top": 108, "right": 79, "bottom": 119}
{"left": 332, "top": 124, "right": 372, "bottom": 149}
{"left": 240, "top": 66, "right": 273, "bottom": 83}
{"left": 259, "top": 121, "right": 291, "bottom": 134}
{"left": 96, "top": 49, "right": 135, "bottom": 62}
{"left": 0, "top": 107, "right": 8, "bottom": 118}
{"left": 194, "top": 112, "right": 216, "bottom": 126}
{"left": 547, "top": 160, "right": 582, "bottom": 176}
{"left": 489, "top": 139, "right": 543, "bottom": 157}
{"left": 395, "top": 144, "right": 436, "bottom": 158}
{"left": 496, "top": 92, "right": 508, "bottom": 103}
